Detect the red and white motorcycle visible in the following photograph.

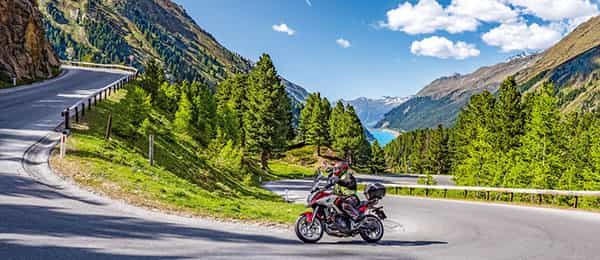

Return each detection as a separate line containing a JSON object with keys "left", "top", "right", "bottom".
{"left": 294, "top": 169, "right": 387, "bottom": 243}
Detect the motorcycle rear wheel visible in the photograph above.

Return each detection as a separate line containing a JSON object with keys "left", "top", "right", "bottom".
{"left": 295, "top": 215, "right": 324, "bottom": 243}
{"left": 359, "top": 215, "right": 384, "bottom": 243}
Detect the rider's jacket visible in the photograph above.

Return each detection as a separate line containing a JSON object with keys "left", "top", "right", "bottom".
{"left": 329, "top": 171, "right": 357, "bottom": 196}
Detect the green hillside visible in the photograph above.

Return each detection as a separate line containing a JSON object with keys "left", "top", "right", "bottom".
{"left": 39, "top": 0, "right": 250, "bottom": 85}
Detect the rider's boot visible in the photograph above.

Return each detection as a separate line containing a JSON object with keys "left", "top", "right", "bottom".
{"left": 350, "top": 214, "right": 365, "bottom": 230}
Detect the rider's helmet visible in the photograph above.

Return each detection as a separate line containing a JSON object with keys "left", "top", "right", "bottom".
{"left": 332, "top": 161, "right": 349, "bottom": 176}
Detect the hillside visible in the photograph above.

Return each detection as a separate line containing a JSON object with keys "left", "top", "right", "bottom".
{"left": 515, "top": 15, "right": 600, "bottom": 112}
{"left": 377, "top": 55, "right": 538, "bottom": 131}
{"left": 0, "top": 0, "right": 59, "bottom": 87}
{"left": 38, "top": 0, "right": 308, "bottom": 102}
{"left": 378, "top": 15, "right": 600, "bottom": 131}
{"left": 342, "top": 96, "right": 412, "bottom": 127}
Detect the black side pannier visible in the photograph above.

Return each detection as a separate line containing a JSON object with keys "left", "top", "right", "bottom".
{"left": 364, "top": 183, "right": 386, "bottom": 200}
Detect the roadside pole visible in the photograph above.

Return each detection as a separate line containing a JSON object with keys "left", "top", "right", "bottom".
{"left": 148, "top": 134, "right": 154, "bottom": 166}
{"left": 60, "top": 133, "right": 67, "bottom": 159}
{"left": 12, "top": 77, "right": 16, "bottom": 87}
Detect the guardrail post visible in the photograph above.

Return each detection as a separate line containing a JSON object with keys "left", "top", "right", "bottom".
{"left": 88, "top": 98, "right": 92, "bottom": 110}
{"left": 425, "top": 188, "right": 430, "bottom": 197}
{"left": 75, "top": 106, "right": 79, "bottom": 123}
{"left": 409, "top": 188, "right": 413, "bottom": 195}
{"left": 108, "top": 86, "right": 111, "bottom": 95}
{"left": 510, "top": 192, "right": 514, "bottom": 202}
{"left": 105, "top": 113, "right": 112, "bottom": 140}
{"left": 538, "top": 194, "right": 543, "bottom": 204}
{"left": 464, "top": 190, "right": 468, "bottom": 198}
{"left": 62, "top": 109, "right": 70, "bottom": 129}
{"left": 486, "top": 191, "right": 490, "bottom": 200}
{"left": 444, "top": 189, "right": 448, "bottom": 198}
{"left": 395, "top": 187, "right": 398, "bottom": 194}
{"left": 574, "top": 196, "right": 579, "bottom": 208}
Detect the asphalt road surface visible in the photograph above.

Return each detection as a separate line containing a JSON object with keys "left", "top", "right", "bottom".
{"left": 1, "top": 67, "right": 600, "bottom": 259}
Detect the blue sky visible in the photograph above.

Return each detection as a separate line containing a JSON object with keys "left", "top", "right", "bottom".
{"left": 173, "top": 0, "right": 599, "bottom": 100}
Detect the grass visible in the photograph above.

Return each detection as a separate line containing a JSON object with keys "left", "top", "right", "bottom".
{"left": 50, "top": 86, "right": 306, "bottom": 225}
{"left": 268, "top": 160, "right": 315, "bottom": 179}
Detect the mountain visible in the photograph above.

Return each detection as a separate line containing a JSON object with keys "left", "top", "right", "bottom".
{"left": 38, "top": 0, "right": 309, "bottom": 103}
{"left": 377, "top": 55, "right": 538, "bottom": 131}
{"left": 515, "top": 15, "right": 600, "bottom": 112}
{"left": 378, "top": 15, "right": 600, "bottom": 131}
{"left": 342, "top": 96, "right": 412, "bottom": 127}
{"left": 0, "top": 0, "right": 59, "bottom": 87}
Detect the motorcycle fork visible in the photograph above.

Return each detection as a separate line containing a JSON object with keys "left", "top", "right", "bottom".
{"left": 310, "top": 206, "right": 320, "bottom": 227}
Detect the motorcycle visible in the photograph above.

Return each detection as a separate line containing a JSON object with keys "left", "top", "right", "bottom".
{"left": 294, "top": 169, "right": 387, "bottom": 243}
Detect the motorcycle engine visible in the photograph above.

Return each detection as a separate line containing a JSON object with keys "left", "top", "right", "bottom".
{"left": 335, "top": 215, "right": 349, "bottom": 231}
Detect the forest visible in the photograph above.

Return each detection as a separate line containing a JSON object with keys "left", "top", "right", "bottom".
{"left": 384, "top": 77, "right": 600, "bottom": 192}
{"left": 127, "top": 54, "right": 382, "bottom": 175}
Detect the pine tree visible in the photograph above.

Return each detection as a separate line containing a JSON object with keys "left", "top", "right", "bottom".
{"left": 329, "top": 101, "right": 346, "bottom": 146}
{"left": 370, "top": 140, "right": 386, "bottom": 174}
{"left": 301, "top": 93, "right": 332, "bottom": 155}
{"left": 243, "top": 54, "right": 292, "bottom": 170}
{"left": 493, "top": 77, "right": 523, "bottom": 151}
{"left": 189, "top": 81, "right": 216, "bottom": 146}
{"left": 141, "top": 59, "right": 164, "bottom": 101}
{"left": 508, "top": 82, "right": 563, "bottom": 189}
{"left": 298, "top": 93, "right": 318, "bottom": 143}
{"left": 452, "top": 91, "right": 496, "bottom": 186}
{"left": 174, "top": 91, "right": 193, "bottom": 136}
{"left": 215, "top": 73, "right": 247, "bottom": 146}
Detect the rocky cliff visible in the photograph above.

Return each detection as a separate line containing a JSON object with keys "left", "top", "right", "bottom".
{"left": 0, "top": 0, "right": 59, "bottom": 85}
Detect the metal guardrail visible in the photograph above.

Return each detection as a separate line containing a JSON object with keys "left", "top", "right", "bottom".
{"left": 59, "top": 61, "right": 138, "bottom": 129}
{"left": 60, "top": 60, "right": 138, "bottom": 73}
{"left": 377, "top": 183, "right": 600, "bottom": 208}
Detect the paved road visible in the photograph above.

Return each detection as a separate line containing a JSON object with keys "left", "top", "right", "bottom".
{"left": 1, "top": 68, "right": 600, "bottom": 259}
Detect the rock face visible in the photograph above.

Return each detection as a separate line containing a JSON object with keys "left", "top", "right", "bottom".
{"left": 0, "top": 0, "right": 59, "bottom": 83}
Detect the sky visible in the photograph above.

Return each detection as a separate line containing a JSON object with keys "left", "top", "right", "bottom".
{"left": 173, "top": 0, "right": 599, "bottom": 100}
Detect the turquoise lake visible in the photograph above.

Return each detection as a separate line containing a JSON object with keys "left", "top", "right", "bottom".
{"left": 369, "top": 129, "right": 397, "bottom": 146}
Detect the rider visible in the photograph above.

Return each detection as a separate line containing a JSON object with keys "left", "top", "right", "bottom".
{"left": 325, "top": 161, "right": 363, "bottom": 228}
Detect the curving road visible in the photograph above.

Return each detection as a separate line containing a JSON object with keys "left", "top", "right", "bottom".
{"left": 1, "top": 67, "right": 599, "bottom": 259}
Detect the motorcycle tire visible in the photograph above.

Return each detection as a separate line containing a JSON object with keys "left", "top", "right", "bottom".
{"left": 359, "top": 215, "right": 384, "bottom": 243}
{"left": 294, "top": 214, "right": 324, "bottom": 243}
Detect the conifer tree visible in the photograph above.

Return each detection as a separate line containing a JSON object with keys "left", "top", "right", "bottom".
{"left": 493, "top": 76, "right": 523, "bottom": 152}
{"left": 190, "top": 81, "right": 217, "bottom": 146}
{"left": 174, "top": 91, "right": 193, "bottom": 136}
{"left": 215, "top": 74, "right": 247, "bottom": 146}
{"left": 243, "top": 54, "right": 292, "bottom": 170}
{"left": 452, "top": 91, "right": 496, "bottom": 186}
{"left": 329, "top": 101, "right": 346, "bottom": 144}
{"left": 507, "top": 82, "right": 563, "bottom": 189}
{"left": 141, "top": 59, "right": 164, "bottom": 101}
{"left": 370, "top": 140, "right": 386, "bottom": 174}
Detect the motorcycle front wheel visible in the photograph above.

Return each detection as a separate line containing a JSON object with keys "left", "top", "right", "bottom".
{"left": 359, "top": 215, "right": 384, "bottom": 243}
{"left": 294, "top": 214, "right": 324, "bottom": 243}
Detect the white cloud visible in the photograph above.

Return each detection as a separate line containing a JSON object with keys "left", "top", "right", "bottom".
{"left": 482, "top": 22, "right": 563, "bottom": 52}
{"left": 507, "top": 0, "right": 599, "bottom": 21}
{"left": 410, "top": 36, "right": 480, "bottom": 59}
{"left": 336, "top": 38, "right": 351, "bottom": 48}
{"left": 272, "top": 23, "right": 295, "bottom": 36}
{"left": 380, "top": 0, "right": 478, "bottom": 34}
{"left": 447, "top": 0, "right": 518, "bottom": 23}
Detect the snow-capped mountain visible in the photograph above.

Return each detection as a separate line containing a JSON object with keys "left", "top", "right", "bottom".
{"left": 342, "top": 96, "right": 413, "bottom": 127}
